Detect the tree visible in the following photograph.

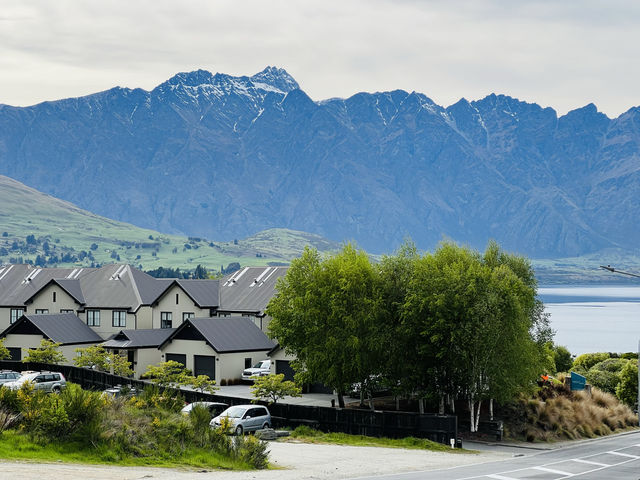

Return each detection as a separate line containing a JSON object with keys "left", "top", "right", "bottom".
{"left": 402, "top": 241, "right": 547, "bottom": 431}
{"left": 267, "top": 244, "right": 382, "bottom": 408}
{"left": 74, "top": 345, "right": 133, "bottom": 377}
{"left": 616, "top": 361, "right": 638, "bottom": 407}
{"left": 142, "top": 360, "right": 193, "bottom": 387}
{"left": 190, "top": 374, "right": 218, "bottom": 394}
{"left": 572, "top": 352, "right": 610, "bottom": 374}
{"left": 250, "top": 374, "right": 302, "bottom": 404}
{"left": 23, "top": 339, "right": 66, "bottom": 364}
{"left": 0, "top": 338, "right": 11, "bottom": 360}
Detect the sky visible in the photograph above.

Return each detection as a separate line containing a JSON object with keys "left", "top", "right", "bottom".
{"left": 1, "top": 0, "right": 639, "bottom": 117}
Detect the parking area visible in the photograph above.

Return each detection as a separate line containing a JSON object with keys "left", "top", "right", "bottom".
{"left": 215, "top": 383, "right": 341, "bottom": 407}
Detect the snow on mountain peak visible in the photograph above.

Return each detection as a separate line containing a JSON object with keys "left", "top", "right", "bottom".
{"left": 251, "top": 66, "right": 299, "bottom": 93}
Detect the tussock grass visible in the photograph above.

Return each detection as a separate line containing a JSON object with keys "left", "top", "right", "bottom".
{"left": 288, "top": 426, "right": 470, "bottom": 453}
{"left": 505, "top": 383, "right": 637, "bottom": 442}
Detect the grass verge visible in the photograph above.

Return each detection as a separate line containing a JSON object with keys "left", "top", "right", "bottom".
{"left": 286, "top": 426, "right": 469, "bottom": 453}
{"left": 0, "top": 430, "right": 254, "bottom": 470}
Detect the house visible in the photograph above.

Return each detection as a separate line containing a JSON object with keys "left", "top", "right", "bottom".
{"left": 102, "top": 328, "right": 176, "bottom": 378}
{"left": 0, "top": 263, "right": 288, "bottom": 377}
{"left": 0, "top": 313, "right": 104, "bottom": 363}
{"left": 158, "top": 317, "right": 276, "bottom": 382}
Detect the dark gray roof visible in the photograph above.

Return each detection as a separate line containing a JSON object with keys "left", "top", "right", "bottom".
{"left": 153, "top": 279, "right": 220, "bottom": 308}
{"left": 103, "top": 328, "right": 176, "bottom": 349}
{"left": 0, "top": 313, "right": 103, "bottom": 345}
{"left": 0, "top": 265, "right": 95, "bottom": 306}
{"left": 164, "top": 317, "right": 275, "bottom": 353}
{"left": 219, "top": 266, "right": 287, "bottom": 314}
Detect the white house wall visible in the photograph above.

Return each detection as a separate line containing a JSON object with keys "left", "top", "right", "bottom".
{"left": 152, "top": 285, "right": 210, "bottom": 329}
{"left": 29, "top": 284, "right": 79, "bottom": 316}
{"left": 2, "top": 333, "right": 98, "bottom": 366}
{"left": 160, "top": 339, "right": 271, "bottom": 383}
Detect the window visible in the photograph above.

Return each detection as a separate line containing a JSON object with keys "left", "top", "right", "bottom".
{"left": 112, "top": 310, "right": 126, "bottom": 327}
{"left": 209, "top": 308, "right": 216, "bottom": 317}
{"left": 10, "top": 308, "right": 23, "bottom": 324}
{"left": 87, "top": 309, "right": 100, "bottom": 327}
{"left": 161, "top": 312, "right": 172, "bottom": 329}
{"left": 60, "top": 309, "right": 73, "bottom": 314}
{"left": 35, "top": 309, "right": 48, "bottom": 314}
{"left": 52, "top": 291, "right": 57, "bottom": 303}
{"left": 176, "top": 293, "right": 179, "bottom": 305}
{"left": 182, "top": 312, "right": 194, "bottom": 322}
{"left": 245, "top": 357, "right": 252, "bottom": 369}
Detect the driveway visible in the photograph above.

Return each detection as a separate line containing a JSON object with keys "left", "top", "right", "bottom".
{"left": 0, "top": 440, "right": 509, "bottom": 479}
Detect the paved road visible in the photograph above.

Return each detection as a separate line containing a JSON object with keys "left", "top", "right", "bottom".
{"left": 351, "top": 431, "right": 640, "bottom": 480}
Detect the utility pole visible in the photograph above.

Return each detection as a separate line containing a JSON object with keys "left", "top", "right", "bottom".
{"left": 599, "top": 265, "right": 640, "bottom": 426}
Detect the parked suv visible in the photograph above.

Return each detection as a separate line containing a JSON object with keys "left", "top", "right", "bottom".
{"left": 5, "top": 371, "right": 66, "bottom": 393}
{"left": 210, "top": 404, "right": 271, "bottom": 435}
{"left": 241, "top": 360, "right": 271, "bottom": 380}
{"left": 0, "top": 370, "right": 20, "bottom": 384}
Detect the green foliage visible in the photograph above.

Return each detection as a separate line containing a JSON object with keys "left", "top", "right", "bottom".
{"left": 267, "top": 244, "right": 382, "bottom": 404}
{"left": 190, "top": 375, "right": 218, "bottom": 394}
{"left": 553, "top": 345, "right": 574, "bottom": 373}
{"left": 615, "top": 361, "right": 638, "bottom": 407}
{"left": 23, "top": 339, "right": 66, "bottom": 364}
{"left": 573, "top": 352, "right": 610, "bottom": 372}
{"left": 0, "top": 339, "right": 10, "bottom": 360}
{"left": 74, "top": 345, "right": 133, "bottom": 377}
{"left": 142, "top": 360, "right": 193, "bottom": 388}
{"left": 133, "top": 384, "right": 185, "bottom": 412}
{"left": 232, "top": 434, "right": 269, "bottom": 469}
{"left": 250, "top": 374, "right": 302, "bottom": 404}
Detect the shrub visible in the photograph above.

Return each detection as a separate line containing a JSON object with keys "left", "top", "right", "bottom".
{"left": 232, "top": 434, "right": 269, "bottom": 469}
{"left": 0, "top": 386, "right": 21, "bottom": 413}
{"left": 0, "top": 408, "right": 20, "bottom": 434}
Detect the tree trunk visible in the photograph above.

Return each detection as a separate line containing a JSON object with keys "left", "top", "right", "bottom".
{"left": 418, "top": 398, "right": 425, "bottom": 414}
{"left": 360, "top": 389, "right": 365, "bottom": 408}
{"left": 395, "top": 396, "right": 400, "bottom": 411}
{"left": 368, "top": 393, "right": 374, "bottom": 411}
{"left": 489, "top": 398, "right": 493, "bottom": 421}
{"left": 337, "top": 392, "right": 345, "bottom": 408}
{"left": 469, "top": 400, "right": 475, "bottom": 432}
{"left": 474, "top": 399, "right": 482, "bottom": 433}
{"left": 439, "top": 395, "right": 445, "bottom": 414}
{"left": 449, "top": 394, "right": 455, "bottom": 413}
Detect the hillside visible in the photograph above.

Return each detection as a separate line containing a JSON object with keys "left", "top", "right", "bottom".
{"left": 0, "top": 67, "right": 638, "bottom": 259}
{"left": 0, "top": 175, "right": 340, "bottom": 271}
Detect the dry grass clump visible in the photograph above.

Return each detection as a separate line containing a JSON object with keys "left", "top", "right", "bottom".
{"left": 505, "top": 384, "right": 637, "bottom": 442}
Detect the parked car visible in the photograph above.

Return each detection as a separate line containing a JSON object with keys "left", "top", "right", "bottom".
{"left": 181, "top": 401, "right": 228, "bottom": 418}
{"left": 210, "top": 404, "right": 271, "bottom": 435}
{"left": 5, "top": 371, "right": 66, "bottom": 393}
{"left": 0, "top": 370, "right": 21, "bottom": 384}
{"left": 102, "top": 384, "right": 138, "bottom": 398}
{"left": 241, "top": 359, "right": 271, "bottom": 380}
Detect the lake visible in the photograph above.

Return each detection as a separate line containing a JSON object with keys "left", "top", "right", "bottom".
{"left": 539, "top": 285, "right": 640, "bottom": 356}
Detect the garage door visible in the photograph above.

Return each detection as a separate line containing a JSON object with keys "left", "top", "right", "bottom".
{"left": 165, "top": 353, "right": 186, "bottom": 367}
{"left": 276, "top": 360, "right": 295, "bottom": 382}
{"left": 194, "top": 355, "right": 215, "bottom": 380}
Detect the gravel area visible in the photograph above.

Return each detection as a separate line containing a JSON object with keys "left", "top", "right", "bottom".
{"left": 0, "top": 440, "right": 510, "bottom": 479}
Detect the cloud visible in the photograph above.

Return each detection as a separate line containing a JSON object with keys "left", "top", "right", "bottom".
{"left": 0, "top": 0, "right": 638, "bottom": 116}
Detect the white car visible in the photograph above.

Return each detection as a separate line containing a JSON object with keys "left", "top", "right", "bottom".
{"left": 210, "top": 404, "right": 271, "bottom": 435}
{"left": 241, "top": 359, "right": 271, "bottom": 380}
{"left": 5, "top": 371, "right": 66, "bottom": 393}
{"left": 181, "top": 401, "right": 228, "bottom": 418}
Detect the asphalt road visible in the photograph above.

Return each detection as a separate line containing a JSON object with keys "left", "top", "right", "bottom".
{"left": 351, "top": 431, "right": 640, "bottom": 480}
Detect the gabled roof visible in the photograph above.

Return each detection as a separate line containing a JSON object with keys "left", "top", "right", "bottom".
{"left": 23, "top": 278, "right": 85, "bottom": 305}
{"left": 102, "top": 328, "right": 176, "bottom": 349}
{"left": 161, "top": 317, "right": 275, "bottom": 353}
{"left": 0, "top": 313, "right": 103, "bottom": 345}
{"left": 219, "top": 266, "right": 287, "bottom": 314}
{"left": 0, "top": 264, "right": 94, "bottom": 306}
{"left": 153, "top": 279, "right": 220, "bottom": 308}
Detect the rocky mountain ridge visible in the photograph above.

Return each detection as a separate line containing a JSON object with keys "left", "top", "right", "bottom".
{"left": 0, "top": 67, "right": 637, "bottom": 258}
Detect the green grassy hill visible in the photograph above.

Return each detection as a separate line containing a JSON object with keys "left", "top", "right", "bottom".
{"left": 0, "top": 175, "right": 341, "bottom": 273}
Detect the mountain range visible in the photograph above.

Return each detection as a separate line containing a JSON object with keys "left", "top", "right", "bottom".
{"left": 0, "top": 66, "right": 638, "bottom": 258}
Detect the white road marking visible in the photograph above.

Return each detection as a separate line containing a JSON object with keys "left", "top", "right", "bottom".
{"left": 572, "top": 458, "right": 610, "bottom": 467}
{"left": 533, "top": 466, "right": 574, "bottom": 476}
{"left": 486, "top": 475, "right": 517, "bottom": 480}
{"left": 606, "top": 451, "right": 640, "bottom": 459}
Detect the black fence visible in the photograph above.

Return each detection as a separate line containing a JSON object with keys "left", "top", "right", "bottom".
{"left": 0, "top": 361, "right": 458, "bottom": 445}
